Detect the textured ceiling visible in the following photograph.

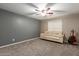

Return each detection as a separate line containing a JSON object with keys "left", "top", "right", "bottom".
{"left": 0, "top": 3, "right": 79, "bottom": 20}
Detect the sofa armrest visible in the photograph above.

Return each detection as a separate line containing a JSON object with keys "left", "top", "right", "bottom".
{"left": 40, "top": 33, "right": 44, "bottom": 37}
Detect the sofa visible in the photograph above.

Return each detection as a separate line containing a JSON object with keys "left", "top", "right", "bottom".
{"left": 40, "top": 31, "right": 64, "bottom": 43}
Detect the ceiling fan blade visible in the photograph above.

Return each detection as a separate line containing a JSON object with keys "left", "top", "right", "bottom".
{"left": 26, "top": 3, "right": 38, "bottom": 8}
{"left": 35, "top": 8, "right": 40, "bottom": 12}
{"left": 26, "top": 12, "right": 36, "bottom": 15}
{"left": 45, "top": 3, "right": 56, "bottom": 8}
{"left": 26, "top": 12, "right": 41, "bottom": 16}
{"left": 52, "top": 10, "right": 67, "bottom": 15}
{"left": 35, "top": 12, "right": 41, "bottom": 15}
{"left": 52, "top": 10, "right": 66, "bottom": 12}
{"left": 35, "top": 13, "right": 40, "bottom": 15}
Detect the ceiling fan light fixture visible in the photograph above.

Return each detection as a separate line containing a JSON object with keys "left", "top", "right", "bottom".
{"left": 46, "top": 8, "right": 50, "bottom": 11}
{"left": 41, "top": 13, "right": 46, "bottom": 16}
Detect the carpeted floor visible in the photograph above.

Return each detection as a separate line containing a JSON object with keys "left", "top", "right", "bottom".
{"left": 0, "top": 38, "right": 79, "bottom": 56}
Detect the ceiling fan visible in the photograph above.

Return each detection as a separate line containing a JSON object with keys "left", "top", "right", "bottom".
{"left": 34, "top": 7, "right": 54, "bottom": 16}
{"left": 26, "top": 3, "right": 66, "bottom": 16}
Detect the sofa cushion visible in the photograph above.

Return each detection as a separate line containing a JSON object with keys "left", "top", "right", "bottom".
{"left": 43, "top": 31, "right": 63, "bottom": 36}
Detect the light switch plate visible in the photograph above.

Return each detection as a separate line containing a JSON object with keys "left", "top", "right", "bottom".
{"left": 12, "top": 38, "right": 15, "bottom": 42}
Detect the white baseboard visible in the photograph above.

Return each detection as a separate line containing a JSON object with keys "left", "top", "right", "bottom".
{"left": 0, "top": 37, "right": 39, "bottom": 49}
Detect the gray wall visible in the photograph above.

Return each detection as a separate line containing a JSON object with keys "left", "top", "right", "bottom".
{"left": 62, "top": 14, "right": 79, "bottom": 41}
{"left": 0, "top": 9, "right": 41, "bottom": 46}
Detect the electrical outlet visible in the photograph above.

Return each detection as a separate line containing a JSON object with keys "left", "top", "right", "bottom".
{"left": 12, "top": 38, "right": 15, "bottom": 42}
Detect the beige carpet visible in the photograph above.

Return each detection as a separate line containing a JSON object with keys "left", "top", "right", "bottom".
{"left": 0, "top": 38, "right": 79, "bottom": 56}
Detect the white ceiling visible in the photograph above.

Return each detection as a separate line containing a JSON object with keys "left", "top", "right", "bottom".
{"left": 0, "top": 3, "right": 79, "bottom": 20}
